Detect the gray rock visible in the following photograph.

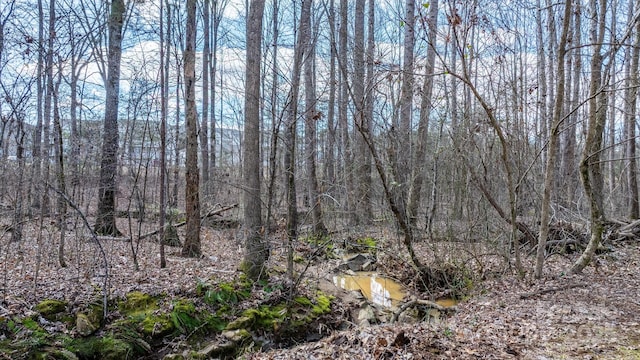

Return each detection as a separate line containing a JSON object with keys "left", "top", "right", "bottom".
{"left": 75, "top": 313, "right": 97, "bottom": 336}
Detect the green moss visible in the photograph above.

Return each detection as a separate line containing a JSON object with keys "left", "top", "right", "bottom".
{"left": 35, "top": 299, "right": 67, "bottom": 320}
{"left": 242, "top": 304, "right": 288, "bottom": 330}
{"left": 67, "top": 335, "right": 135, "bottom": 360}
{"left": 75, "top": 313, "right": 97, "bottom": 336}
{"left": 118, "top": 292, "right": 157, "bottom": 315}
{"left": 312, "top": 294, "right": 332, "bottom": 316}
{"left": 139, "top": 313, "right": 174, "bottom": 338}
{"left": 294, "top": 297, "right": 313, "bottom": 307}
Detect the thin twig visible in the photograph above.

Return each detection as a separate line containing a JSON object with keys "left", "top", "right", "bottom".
{"left": 46, "top": 183, "right": 109, "bottom": 320}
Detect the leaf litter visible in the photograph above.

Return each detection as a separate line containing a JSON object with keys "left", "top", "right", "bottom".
{"left": 1, "top": 218, "right": 639, "bottom": 359}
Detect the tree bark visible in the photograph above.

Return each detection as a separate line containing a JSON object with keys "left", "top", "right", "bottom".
{"left": 182, "top": 0, "right": 201, "bottom": 258}
{"left": 242, "top": 0, "right": 267, "bottom": 280}
{"left": 570, "top": 0, "right": 607, "bottom": 274}
{"left": 625, "top": 3, "right": 640, "bottom": 220}
{"left": 159, "top": 0, "right": 169, "bottom": 268}
{"left": 352, "top": 0, "right": 372, "bottom": 224}
{"left": 408, "top": 0, "right": 439, "bottom": 227}
{"left": 395, "top": 0, "right": 415, "bottom": 226}
{"left": 535, "top": 0, "right": 572, "bottom": 279}
{"left": 338, "top": 0, "right": 353, "bottom": 224}
{"left": 303, "top": 0, "right": 327, "bottom": 236}
{"left": 95, "top": 0, "right": 125, "bottom": 236}
{"left": 200, "top": 0, "right": 210, "bottom": 193}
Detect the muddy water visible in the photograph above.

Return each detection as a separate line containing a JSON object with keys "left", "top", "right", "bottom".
{"left": 333, "top": 273, "right": 459, "bottom": 309}
{"left": 435, "top": 297, "right": 458, "bottom": 307}
{"left": 333, "top": 273, "right": 405, "bottom": 307}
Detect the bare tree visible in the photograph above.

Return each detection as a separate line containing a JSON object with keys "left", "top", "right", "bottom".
{"left": 159, "top": 0, "right": 169, "bottom": 268}
{"left": 352, "top": 0, "right": 372, "bottom": 224}
{"left": 535, "top": 0, "right": 572, "bottom": 279}
{"left": 408, "top": 0, "right": 439, "bottom": 227}
{"left": 182, "top": 0, "right": 201, "bottom": 257}
{"left": 304, "top": 0, "right": 327, "bottom": 237}
{"left": 200, "top": 0, "right": 210, "bottom": 194}
{"left": 395, "top": 0, "right": 415, "bottom": 226}
{"left": 242, "top": 0, "right": 267, "bottom": 280}
{"left": 570, "top": 0, "right": 610, "bottom": 274}
{"left": 624, "top": 2, "right": 640, "bottom": 220}
{"left": 95, "top": 0, "right": 125, "bottom": 236}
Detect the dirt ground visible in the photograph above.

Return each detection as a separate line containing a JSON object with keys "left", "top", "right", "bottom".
{"left": 1, "top": 220, "right": 639, "bottom": 359}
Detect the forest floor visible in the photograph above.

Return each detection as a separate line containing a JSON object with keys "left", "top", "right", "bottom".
{"left": 1, "top": 218, "right": 639, "bottom": 359}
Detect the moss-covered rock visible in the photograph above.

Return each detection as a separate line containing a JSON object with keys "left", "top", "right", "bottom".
{"left": 35, "top": 299, "right": 67, "bottom": 320}
{"left": 221, "top": 329, "right": 251, "bottom": 343}
{"left": 67, "top": 335, "right": 135, "bottom": 360}
{"left": 139, "top": 313, "right": 175, "bottom": 338}
{"left": 75, "top": 313, "right": 97, "bottom": 336}
{"left": 225, "top": 316, "right": 253, "bottom": 331}
{"left": 119, "top": 292, "right": 156, "bottom": 315}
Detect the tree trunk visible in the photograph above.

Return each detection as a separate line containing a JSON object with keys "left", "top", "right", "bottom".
{"left": 625, "top": 3, "right": 640, "bottom": 220}
{"left": 242, "top": 0, "right": 267, "bottom": 281}
{"left": 562, "top": 3, "right": 581, "bottom": 209}
{"left": 535, "top": 0, "right": 572, "bottom": 279}
{"left": 338, "top": 0, "right": 353, "bottom": 224}
{"left": 570, "top": 0, "right": 607, "bottom": 274}
{"left": 95, "top": 0, "right": 125, "bottom": 237}
{"left": 52, "top": 68, "right": 67, "bottom": 268}
{"left": 325, "top": 0, "right": 336, "bottom": 191}
{"left": 352, "top": 0, "right": 372, "bottom": 224}
{"left": 303, "top": 1, "right": 327, "bottom": 236}
{"left": 200, "top": 0, "right": 210, "bottom": 194}
{"left": 182, "top": 0, "right": 201, "bottom": 258}
{"left": 159, "top": 0, "right": 169, "bottom": 268}
{"left": 408, "top": 0, "right": 439, "bottom": 227}
{"left": 395, "top": 0, "right": 415, "bottom": 227}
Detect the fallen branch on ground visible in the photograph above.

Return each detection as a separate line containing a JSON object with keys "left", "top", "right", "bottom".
{"left": 519, "top": 283, "right": 588, "bottom": 300}
{"left": 96, "top": 204, "right": 239, "bottom": 242}
{"left": 391, "top": 299, "right": 457, "bottom": 323}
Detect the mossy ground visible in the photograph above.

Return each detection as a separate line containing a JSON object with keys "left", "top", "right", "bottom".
{"left": 0, "top": 278, "right": 337, "bottom": 359}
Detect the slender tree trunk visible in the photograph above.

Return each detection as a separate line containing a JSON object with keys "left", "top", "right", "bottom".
{"left": 283, "top": 0, "right": 311, "bottom": 279}
{"left": 562, "top": 3, "right": 581, "bottom": 209}
{"left": 182, "top": 0, "right": 201, "bottom": 258}
{"left": 352, "top": 0, "right": 372, "bottom": 224}
{"left": 242, "top": 0, "right": 267, "bottom": 281}
{"left": 338, "top": 0, "right": 353, "bottom": 224}
{"left": 95, "top": 0, "right": 125, "bottom": 236}
{"left": 31, "top": 0, "right": 44, "bottom": 212}
{"left": 408, "top": 0, "right": 439, "bottom": 227}
{"left": 325, "top": 0, "right": 336, "bottom": 192}
{"left": 303, "top": 2, "right": 327, "bottom": 236}
{"left": 571, "top": 0, "right": 607, "bottom": 274}
{"left": 159, "top": 0, "right": 168, "bottom": 268}
{"left": 200, "top": 0, "right": 210, "bottom": 194}
{"left": 395, "top": 0, "right": 415, "bottom": 226}
{"left": 535, "top": 0, "right": 572, "bottom": 279}
{"left": 265, "top": 0, "right": 280, "bottom": 232}
{"left": 625, "top": 3, "right": 640, "bottom": 219}
{"left": 52, "top": 69, "right": 67, "bottom": 268}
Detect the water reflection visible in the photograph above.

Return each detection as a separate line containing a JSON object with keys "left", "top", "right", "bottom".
{"left": 333, "top": 273, "right": 405, "bottom": 307}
